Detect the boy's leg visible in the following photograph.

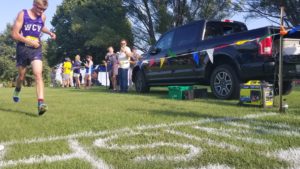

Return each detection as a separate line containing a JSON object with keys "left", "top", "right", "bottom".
{"left": 13, "top": 66, "right": 27, "bottom": 102}
{"left": 31, "top": 60, "right": 47, "bottom": 115}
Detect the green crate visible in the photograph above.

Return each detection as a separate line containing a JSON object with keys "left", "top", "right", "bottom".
{"left": 168, "top": 86, "right": 193, "bottom": 100}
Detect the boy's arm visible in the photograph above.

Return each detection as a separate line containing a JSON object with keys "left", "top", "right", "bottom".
{"left": 41, "top": 15, "right": 56, "bottom": 40}
{"left": 11, "top": 11, "right": 40, "bottom": 48}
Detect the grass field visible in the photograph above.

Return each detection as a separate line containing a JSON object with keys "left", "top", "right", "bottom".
{"left": 0, "top": 86, "right": 300, "bottom": 169}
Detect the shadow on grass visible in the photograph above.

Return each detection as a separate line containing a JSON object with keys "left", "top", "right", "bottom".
{"left": 65, "top": 87, "right": 243, "bottom": 108}
{"left": 0, "top": 108, "right": 38, "bottom": 117}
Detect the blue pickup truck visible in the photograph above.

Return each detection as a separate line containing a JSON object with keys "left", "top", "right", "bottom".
{"left": 132, "top": 20, "right": 300, "bottom": 99}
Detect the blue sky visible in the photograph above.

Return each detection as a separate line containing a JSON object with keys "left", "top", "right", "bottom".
{"left": 0, "top": 1, "right": 275, "bottom": 34}
{"left": 0, "top": 0, "right": 63, "bottom": 34}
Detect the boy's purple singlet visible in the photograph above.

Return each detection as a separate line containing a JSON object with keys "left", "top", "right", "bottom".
{"left": 16, "top": 9, "right": 44, "bottom": 67}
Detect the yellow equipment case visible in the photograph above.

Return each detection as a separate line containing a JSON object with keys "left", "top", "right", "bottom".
{"left": 239, "top": 80, "right": 274, "bottom": 108}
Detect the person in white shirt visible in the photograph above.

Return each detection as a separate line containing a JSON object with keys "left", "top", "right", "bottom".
{"left": 118, "top": 39, "right": 132, "bottom": 92}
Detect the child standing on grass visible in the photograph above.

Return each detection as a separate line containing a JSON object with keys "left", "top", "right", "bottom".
{"left": 11, "top": 0, "right": 56, "bottom": 116}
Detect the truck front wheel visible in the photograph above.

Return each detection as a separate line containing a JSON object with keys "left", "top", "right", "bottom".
{"left": 210, "top": 65, "right": 240, "bottom": 99}
{"left": 135, "top": 71, "right": 150, "bottom": 93}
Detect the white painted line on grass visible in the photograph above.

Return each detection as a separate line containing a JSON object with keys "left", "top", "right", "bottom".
{"left": 177, "top": 164, "right": 233, "bottom": 169}
{"left": 268, "top": 147, "right": 300, "bottom": 169}
{"left": 0, "top": 113, "right": 279, "bottom": 168}
{"left": 1, "top": 128, "right": 132, "bottom": 146}
{"left": 193, "top": 126, "right": 270, "bottom": 145}
{"left": 0, "top": 153, "right": 78, "bottom": 168}
{"left": 0, "top": 139, "right": 112, "bottom": 169}
{"left": 133, "top": 143, "right": 201, "bottom": 162}
{"left": 165, "top": 130, "right": 240, "bottom": 152}
{"left": 247, "top": 120, "right": 294, "bottom": 130}
{"left": 0, "top": 144, "right": 5, "bottom": 161}
{"left": 93, "top": 131, "right": 202, "bottom": 162}
{"left": 68, "top": 139, "right": 112, "bottom": 169}
{"left": 225, "top": 122, "right": 300, "bottom": 137}
{"left": 1, "top": 113, "right": 278, "bottom": 146}
{"left": 243, "top": 112, "right": 278, "bottom": 119}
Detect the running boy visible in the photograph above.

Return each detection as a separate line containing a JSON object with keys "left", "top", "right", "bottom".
{"left": 11, "top": 0, "right": 56, "bottom": 115}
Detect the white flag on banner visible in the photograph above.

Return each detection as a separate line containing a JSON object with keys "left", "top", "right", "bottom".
{"left": 206, "top": 49, "right": 214, "bottom": 64}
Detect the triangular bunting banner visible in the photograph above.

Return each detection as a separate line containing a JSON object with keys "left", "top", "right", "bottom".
{"left": 168, "top": 49, "right": 176, "bottom": 58}
{"left": 193, "top": 52, "right": 200, "bottom": 65}
{"left": 280, "top": 26, "right": 288, "bottom": 36}
{"left": 215, "top": 44, "right": 230, "bottom": 50}
{"left": 141, "top": 32, "right": 287, "bottom": 65}
{"left": 149, "top": 59, "right": 155, "bottom": 67}
{"left": 160, "top": 58, "right": 166, "bottom": 68}
{"left": 289, "top": 25, "right": 300, "bottom": 35}
{"left": 206, "top": 49, "right": 214, "bottom": 64}
{"left": 258, "top": 34, "right": 273, "bottom": 42}
{"left": 235, "top": 40, "right": 250, "bottom": 45}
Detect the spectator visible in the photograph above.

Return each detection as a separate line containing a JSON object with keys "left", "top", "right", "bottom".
{"left": 129, "top": 47, "right": 142, "bottom": 89}
{"left": 91, "top": 70, "right": 101, "bottom": 86}
{"left": 73, "top": 55, "right": 82, "bottom": 89}
{"left": 118, "top": 39, "right": 132, "bottom": 93}
{"left": 84, "top": 55, "right": 93, "bottom": 89}
{"left": 103, "top": 46, "right": 118, "bottom": 91}
{"left": 62, "top": 57, "right": 72, "bottom": 87}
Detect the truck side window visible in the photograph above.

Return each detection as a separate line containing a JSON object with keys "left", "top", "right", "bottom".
{"left": 222, "top": 23, "right": 247, "bottom": 35}
{"left": 204, "top": 22, "right": 222, "bottom": 40}
{"left": 156, "top": 31, "right": 174, "bottom": 51}
{"left": 173, "top": 23, "right": 199, "bottom": 47}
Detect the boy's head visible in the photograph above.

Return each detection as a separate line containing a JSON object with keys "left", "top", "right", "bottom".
{"left": 33, "top": 0, "right": 48, "bottom": 16}
{"left": 34, "top": 0, "right": 48, "bottom": 7}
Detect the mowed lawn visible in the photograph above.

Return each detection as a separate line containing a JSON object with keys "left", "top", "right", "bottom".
{"left": 0, "top": 86, "right": 300, "bottom": 169}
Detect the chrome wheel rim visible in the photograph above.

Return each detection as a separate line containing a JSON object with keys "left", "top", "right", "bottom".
{"left": 213, "top": 71, "right": 232, "bottom": 97}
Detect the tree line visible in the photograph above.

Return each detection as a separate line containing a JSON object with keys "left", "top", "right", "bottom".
{"left": 1, "top": 0, "right": 299, "bottom": 85}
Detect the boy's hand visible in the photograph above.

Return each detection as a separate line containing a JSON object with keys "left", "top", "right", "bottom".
{"left": 30, "top": 40, "right": 40, "bottom": 48}
{"left": 49, "top": 32, "right": 56, "bottom": 40}
{"left": 25, "top": 36, "right": 40, "bottom": 48}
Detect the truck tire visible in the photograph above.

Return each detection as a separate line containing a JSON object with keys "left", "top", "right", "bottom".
{"left": 135, "top": 70, "right": 150, "bottom": 93}
{"left": 274, "top": 80, "right": 293, "bottom": 96}
{"left": 210, "top": 65, "right": 240, "bottom": 99}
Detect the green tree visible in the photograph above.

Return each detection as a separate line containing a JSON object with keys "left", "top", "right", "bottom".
{"left": 0, "top": 24, "right": 18, "bottom": 86}
{"left": 124, "top": 0, "right": 235, "bottom": 50}
{"left": 233, "top": 0, "right": 300, "bottom": 27}
{"left": 48, "top": 0, "right": 133, "bottom": 66}
{"left": 0, "top": 24, "right": 50, "bottom": 87}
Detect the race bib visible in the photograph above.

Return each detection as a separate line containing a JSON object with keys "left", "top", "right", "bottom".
{"left": 25, "top": 36, "right": 39, "bottom": 47}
